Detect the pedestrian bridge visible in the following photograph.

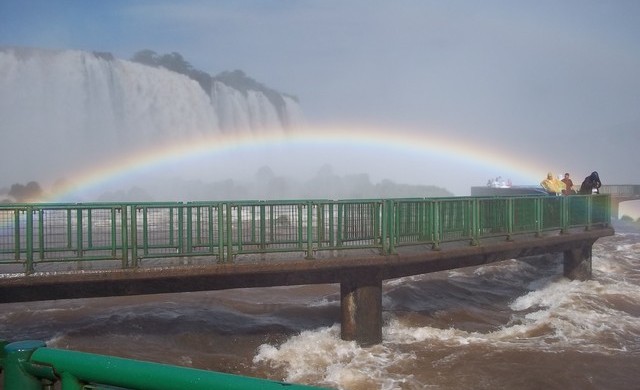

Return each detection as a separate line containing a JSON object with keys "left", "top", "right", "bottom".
{"left": 600, "top": 184, "right": 640, "bottom": 218}
{"left": 1, "top": 194, "right": 614, "bottom": 346}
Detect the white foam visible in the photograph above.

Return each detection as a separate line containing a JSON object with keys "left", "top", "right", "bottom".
{"left": 254, "top": 325, "right": 419, "bottom": 389}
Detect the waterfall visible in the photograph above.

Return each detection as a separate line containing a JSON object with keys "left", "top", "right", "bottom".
{"left": 0, "top": 47, "right": 303, "bottom": 186}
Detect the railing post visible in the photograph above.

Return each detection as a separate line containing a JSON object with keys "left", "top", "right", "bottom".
{"left": 131, "top": 205, "right": 138, "bottom": 268}
{"left": 432, "top": 200, "right": 441, "bottom": 250}
{"left": 535, "top": 197, "right": 543, "bottom": 237}
{"left": 76, "top": 207, "right": 83, "bottom": 260}
{"left": 506, "top": 198, "right": 514, "bottom": 241}
{"left": 387, "top": 200, "right": 396, "bottom": 255}
{"left": 337, "top": 203, "right": 344, "bottom": 248}
{"left": 226, "top": 203, "right": 233, "bottom": 263}
{"left": 237, "top": 204, "right": 244, "bottom": 252}
{"left": 13, "top": 209, "right": 21, "bottom": 263}
{"left": 217, "top": 204, "right": 225, "bottom": 263}
{"left": 177, "top": 204, "right": 184, "bottom": 256}
{"left": 470, "top": 199, "right": 479, "bottom": 246}
{"left": 259, "top": 203, "right": 266, "bottom": 251}
{"left": 37, "top": 208, "right": 44, "bottom": 260}
{"left": 586, "top": 196, "right": 593, "bottom": 231}
{"left": 306, "top": 202, "right": 314, "bottom": 259}
{"left": 186, "top": 205, "right": 193, "bottom": 254}
{"left": 25, "top": 206, "right": 34, "bottom": 274}
{"left": 121, "top": 205, "right": 129, "bottom": 268}
{"left": 3, "top": 340, "right": 47, "bottom": 390}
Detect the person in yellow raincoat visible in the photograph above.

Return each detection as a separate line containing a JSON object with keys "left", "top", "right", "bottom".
{"left": 540, "top": 172, "right": 564, "bottom": 195}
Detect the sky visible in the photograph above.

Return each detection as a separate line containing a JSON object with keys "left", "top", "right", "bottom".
{"left": 1, "top": 0, "right": 639, "bottom": 195}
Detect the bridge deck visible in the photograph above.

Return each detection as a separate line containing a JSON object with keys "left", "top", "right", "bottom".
{"left": 0, "top": 195, "right": 615, "bottom": 345}
{"left": 0, "top": 226, "right": 613, "bottom": 303}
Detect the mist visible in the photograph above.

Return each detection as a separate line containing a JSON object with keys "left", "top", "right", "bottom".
{"left": 1, "top": 1, "right": 639, "bottom": 200}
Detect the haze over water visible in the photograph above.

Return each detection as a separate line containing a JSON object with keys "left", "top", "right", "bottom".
{"left": 2, "top": 222, "right": 639, "bottom": 389}
{"left": 2, "top": 2, "right": 640, "bottom": 388}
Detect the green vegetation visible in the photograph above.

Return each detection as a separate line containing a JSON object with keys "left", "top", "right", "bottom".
{"left": 129, "top": 50, "right": 296, "bottom": 124}
{"left": 7, "top": 181, "right": 43, "bottom": 202}
{"left": 620, "top": 215, "right": 640, "bottom": 225}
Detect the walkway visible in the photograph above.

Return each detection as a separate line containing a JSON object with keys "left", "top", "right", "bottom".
{"left": 1, "top": 195, "right": 614, "bottom": 345}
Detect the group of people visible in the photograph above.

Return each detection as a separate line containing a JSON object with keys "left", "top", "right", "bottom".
{"left": 540, "top": 171, "right": 601, "bottom": 196}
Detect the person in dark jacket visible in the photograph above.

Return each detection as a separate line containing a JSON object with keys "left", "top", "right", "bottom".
{"left": 579, "top": 171, "right": 602, "bottom": 194}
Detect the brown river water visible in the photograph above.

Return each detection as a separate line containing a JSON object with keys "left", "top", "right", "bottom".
{"left": 2, "top": 222, "right": 639, "bottom": 389}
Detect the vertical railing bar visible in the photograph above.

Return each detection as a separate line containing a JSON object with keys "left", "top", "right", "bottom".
{"left": 66, "top": 209, "right": 72, "bottom": 249}
{"left": 38, "top": 208, "right": 44, "bottom": 260}
{"left": 130, "top": 205, "right": 138, "bottom": 268}
{"left": 306, "top": 202, "right": 313, "bottom": 259}
{"left": 87, "top": 208, "right": 93, "bottom": 249}
{"left": 13, "top": 209, "right": 21, "bottom": 261}
{"left": 121, "top": 205, "right": 129, "bottom": 268}
{"left": 26, "top": 206, "right": 34, "bottom": 274}
{"left": 237, "top": 204, "right": 243, "bottom": 252}
{"left": 143, "top": 206, "right": 149, "bottom": 256}
{"left": 169, "top": 206, "right": 175, "bottom": 246}
{"left": 111, "top": 207, "right": 117, "bottom": 258}
{"left": 208, "top": 205, "right": 214, "bottom": 255}
{"left": 76, "top": 207, "right": 83, "bottom": 259}
{"left": 226, "top": 203, "right": 233, "bottom": 262}
{"left": 177, "top": 204, "right": 184, "bottom": 255}
{"left": 186, "top": 205, "right": 193, "bottom": 254}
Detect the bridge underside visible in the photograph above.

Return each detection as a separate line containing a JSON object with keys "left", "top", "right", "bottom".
{"left": 1, "top": 227, "right": 613, "bottom": 346}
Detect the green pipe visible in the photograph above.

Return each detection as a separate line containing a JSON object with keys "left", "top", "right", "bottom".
{"left": 3, "top": 340, "right": 49, "bottom": 390}
{"left": 27, "top": 347, "right": 327, "bottom": 390}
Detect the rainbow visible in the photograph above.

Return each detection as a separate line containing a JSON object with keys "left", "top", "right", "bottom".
{"left": 42, "top": 125, "right": 548, "bottom": 201}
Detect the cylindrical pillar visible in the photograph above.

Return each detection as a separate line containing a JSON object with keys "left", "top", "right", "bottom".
{"left": 3, "top": 340, "right": 47, "bottom": 390}
{"left": 563, "top": 245, "right": 592, "bottom": 281}
{"left": 340, "top": 276, "right": 382, "bottom": 346}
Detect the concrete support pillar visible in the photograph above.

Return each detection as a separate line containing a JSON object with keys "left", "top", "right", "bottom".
{"left": 340, "top": 276, "right": 382, "bottom": 346}
{"left": 563, "top": 245, "right": 592, "bottom": 281}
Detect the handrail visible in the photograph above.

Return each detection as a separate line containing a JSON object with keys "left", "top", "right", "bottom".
{"left": 0, "top": 340, "right": 328, "bottom": 390}
{"left": 599, "top": 184, "right": 640, "bottom": 196}
{"left": 0, "top": 195, "right": 611, "bottom": 275}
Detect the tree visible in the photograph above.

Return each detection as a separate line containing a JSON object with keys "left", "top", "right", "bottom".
{"left": 131, "top": 50, "right": 158, "bottom": 66}
{"left": 9, "top": 181, "right": 43, "bottom": 202}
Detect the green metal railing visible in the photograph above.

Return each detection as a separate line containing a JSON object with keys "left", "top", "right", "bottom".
{"left": 0, "top": 340, "right": 328, "bottom": 390}
{"left": 0, "top": 195, "right": 610, "bottom": 274}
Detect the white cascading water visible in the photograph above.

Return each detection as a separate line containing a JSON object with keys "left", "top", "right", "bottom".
{"left": 0, "top": 47, "right": 303, "bottom": 185}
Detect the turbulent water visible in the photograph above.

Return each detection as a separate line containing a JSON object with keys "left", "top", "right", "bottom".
{"left": 1, "top": 222, "right": 638, "bottom": 389}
